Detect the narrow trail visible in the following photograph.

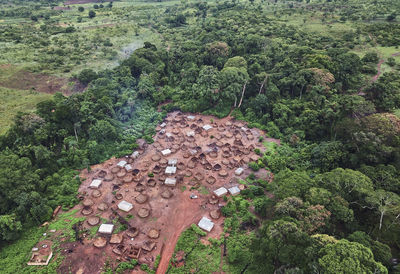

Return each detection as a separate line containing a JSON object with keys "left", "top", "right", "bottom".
{"left": 358, "top": 51, "right": 400, "bottom": 95}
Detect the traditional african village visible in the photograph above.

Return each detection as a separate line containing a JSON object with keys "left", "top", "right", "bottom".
{"left": 26, "top": 111, "right": 277, "bottom": 273}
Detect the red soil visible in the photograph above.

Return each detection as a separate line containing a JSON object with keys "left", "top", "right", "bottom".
{"left": 57, "top": 111, "right": 277, "bottom": 273}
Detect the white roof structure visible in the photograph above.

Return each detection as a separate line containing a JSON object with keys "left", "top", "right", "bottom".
{"left": 241, "top": 127, "right": 248, "bottom": 131}
{"left": 198, "top": 217, "right": 214, "bottom": 232}
{"left": 186, "top": 131, "right": 195, "bottom": 137}
{"left": 228, "top": 186, "right": 241, "bottom": 196}
{"left": 165, "top": 166, "right": 177, "bottom": 175}
{"left": 168, "top": 159, "right": 178, "bottom": 166}
{"left": 132, "top": 151, "right": 139, "bottom": 159}
{"left": 161, "top": 149, "right": 171, "bottom": 156}
{"left": 203, "top": 124, "right": 213, "bottom": 131}
{"left": 166, "top": 133, "right": 173, "bottom": 138}
{"left": 235, "top": 167, "right": 244, "bottom": 176}
{"left": 160, "top": 122, "right": 167, "bottom": 128}
{"left": 98, "top": 224, "right": 114, "bottom": 234}
{"left": 214, "top": 187, "right": 228, "bottom": 197}
{"left": 90, "top": 179, "right": 102, "bottom": 189}
{"left": 125, "top": 164, "right": 133, "bottom": 172}
{"left": 118, "top": 201, "right": 133, "bottom": 212}
{"left": 117, "top": 160, "right": 127, "bottom": 168}
{"left": 187, "top": 115, "right": 195, "bottom": 120}
{"left": 165, "top": 178, "right": 177, "bottom": 186}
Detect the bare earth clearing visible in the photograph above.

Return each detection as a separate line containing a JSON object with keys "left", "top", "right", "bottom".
{"left": 57, "top": 111, "right": 275, "bottom": 273}
{"left": 0, "top": 64, "right": 85, "bottom": 96}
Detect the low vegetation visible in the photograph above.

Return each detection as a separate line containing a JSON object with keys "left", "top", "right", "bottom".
{"left": 1, "top": 0, "right": 400, "bottom": 272}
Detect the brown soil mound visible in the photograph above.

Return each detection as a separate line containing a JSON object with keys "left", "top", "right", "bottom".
{"left": 206, "top": 176, "right": 216, "bottom": 185}
{"left": 142, "top": 241, "right": 156, "bottom": 252}
{"left": 91, "top": 189, "right": 102, "bottom": 198}
{"left": 218, "top": 170, "right": 228, "bottom": 177}
{"left": 97, "top": 170, "right": 107, "bottom": 178}
{"left": 110, "top": 234, "right": 123, "bottom": 244}
{"left": 152, "top": 155, "right": 161, "bottom": 162}
{"left": 161, "top": 190, "right": 173, "bottom": 199}
{"left": 116, "top": 170, "right": 126, "bottom": 178}
{"left": 82, "top": 199, "right": 94, "bottom": 207}
{"left": 87, "top": 216, "right": 100, "bottom": 226}
{"left": 148, "top": 229, "right": 160, "bottom": 239}
{"left": 138, "top": 208, "right": 150, "bottom": 218}
{"left": 97, "top": 203, "right": 108, "bottom": 211}
{"left": 123, "top": 176, "right": 133, "bottom": 184}
{"left": 210, "top": 210, "right": 221, "bottom": 219}
{"left": 135, "top": 194, "right": 148, "bottom": 204}
{"left": 126, "top": 227, "right": 139, "bottom": 238}
{"left": 104, "top": 174, "right": 114, "bottom": 181}
{"left": 111, "top": 167, "right": 120, "bottom": 174}
{"left": 81, "top": 208, "right": 93, "bottom": 215}
{"left": 93, "top": 237, "right": 107, "bottom": 248}
{"left": 147, "top": 179, "right": 156, "bottom": 187}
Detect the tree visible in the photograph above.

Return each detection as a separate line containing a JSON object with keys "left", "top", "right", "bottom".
{"left": 78, "top": 6, "right": 84, "bottom": 12}
{"left": 192, "top": 66, "right": 221, "bottom": 106}
{"left": 366, "top": 190, "right": 400, "bottom": 230}
{"left": 77, "top": 69, "right": 98, "bottom": 85}
{"left": 318, "top": 239, "right": 387, "bottom": 274}
{"left": 88, "top": 10, "right": 96, "bottom": 18}
{"left": 272, "top": 169, "right": 315, "bottom": 199}
{"left": 0, "top": 214, "right": 22, "bottom": 241}
{"left": 315, "top": 168, "right": 374, "bottom": 203}
{"left": 348, "top": 231, "right": 392, "bottom": 267}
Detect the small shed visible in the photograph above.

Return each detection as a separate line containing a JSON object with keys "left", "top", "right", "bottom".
{"left": 161, "top": 149, "right": 172, "bottom": 156}
{"left": 117, "top": 160, "right": 127, "bottom": 168}
{"left": 165, "top": 166, "right": 177, "bottom": 175}
{"left": 125, "top": 164, "right": 133, "bottom": 172}
{"left": 164, "top": 178, "right": 177, "bottom": 186}
{"left": 186, "top": 131, "right": 195, "bottom": 137}
{"left": 235, "top": 167, "right": 244, "bottom": 176}
{"left": 228, "top": 186, "right": 241, "bottom": 196}
{"left": 187, "top": 115, "right": 195, "bottom": 120}
{"left": 131, "top": 151, "right": 140, "bottom": 159}
{"left": 98, "top": 224, "right": 114, "bottom": 234}
{"left": 203, "top": 124, "right": 213, "bottom": 131}
{"left": 160, "top": 122, "right": 167, "bottom": 128}
{"left": 198, "top": 217, "right": 214, "bottom": 232}
{"left": 118, "top": 201, "right": 133, "bottom": 212}
{"left": 90, "top": 179, "right": 102, "bottom": 189}
{"left": 168, "top": 159, "right": 178, "bottom": 166}
{"left": 213, "top": 187, "right": 228, "bottom": 197}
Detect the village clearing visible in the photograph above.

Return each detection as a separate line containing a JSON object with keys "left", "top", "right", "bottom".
{"left": 25, "top": 111, "right": 275, "bottom": 273}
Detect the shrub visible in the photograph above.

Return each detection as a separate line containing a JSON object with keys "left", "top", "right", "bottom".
{"left": 249, "top": 161, "right": 260, "bottom": 171}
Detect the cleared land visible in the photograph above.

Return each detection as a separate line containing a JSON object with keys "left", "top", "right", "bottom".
{"left": 54, "top": 111, "right": 274, "bottom": 273}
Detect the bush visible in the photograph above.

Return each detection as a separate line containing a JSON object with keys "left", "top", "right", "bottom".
{"left": 88, "top": 10, "right": 96, "bottom": 18}
{"left": 77, "top": 69, "right": 98, "bottom": 85}
{"left": 249, "top": 161, "right": 260, "bottom": 171}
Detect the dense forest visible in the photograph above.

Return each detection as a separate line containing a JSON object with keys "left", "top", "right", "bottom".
{"left": 1, "top": 0, "right": 400, "bottom": 273}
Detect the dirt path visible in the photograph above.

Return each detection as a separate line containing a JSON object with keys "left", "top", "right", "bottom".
{"left": 358, "top": 33, "right": 400, "bottom": 95}
{"left": 358, "top": 52, "right": 400, "bottom": 95}
{"left": 57, "top": 111, "right": 275, "bottom": 273}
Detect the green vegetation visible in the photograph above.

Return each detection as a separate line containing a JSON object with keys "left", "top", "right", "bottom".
{"left": 0, "top": 87, "right": 51, "bottom": 134}
{"left": 2, "top": 0, "right": 400, "bottom": 272}
{"left": 0, "top": 209, "right": 84, "bottom": 273}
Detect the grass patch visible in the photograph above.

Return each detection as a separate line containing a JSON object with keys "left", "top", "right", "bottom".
{"left": 0, "top": 87, "right": 52, "bottom": 135}
{"left": 0, "top": 209, "right": 84, "bottom": 273}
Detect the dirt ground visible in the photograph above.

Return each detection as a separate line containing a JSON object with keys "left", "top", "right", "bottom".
{"left": 0, "top": 65, "right": 85, "bottom": 96}
{"left": 57, "top": 111, "right": 275, "bottom": 273}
